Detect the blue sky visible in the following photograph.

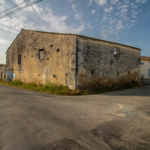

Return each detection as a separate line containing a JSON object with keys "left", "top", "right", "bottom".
{"left": 0, "top": 0, "right": 150, "bottom": 64}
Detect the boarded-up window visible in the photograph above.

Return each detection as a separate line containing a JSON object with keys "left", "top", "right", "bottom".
{"left": 39, "top": 49, "right": 44, "bottom": 59}
{"left": 18, "top": 55, "right": 21, "bottom": 64}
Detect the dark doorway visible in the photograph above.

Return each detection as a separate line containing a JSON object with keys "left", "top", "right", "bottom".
{"left": 6, "top": 69, "right": 13, "bottom": 82}
{"left": 0, "top": 73, "right": 3, "bottom": 79}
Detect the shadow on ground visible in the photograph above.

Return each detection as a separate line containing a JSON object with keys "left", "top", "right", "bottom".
{"left": 91, "top": 118, "right": 150, "bottom": 150}
{"left": 98, "top": 85, "right": 150, "bottom": 97}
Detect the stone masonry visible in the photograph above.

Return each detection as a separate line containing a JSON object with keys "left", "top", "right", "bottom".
{"left": 0, "top": 65, "right": 6, "bottom": 80}
{"left": 6, "top": 29, "right": 141, "bottom": 90}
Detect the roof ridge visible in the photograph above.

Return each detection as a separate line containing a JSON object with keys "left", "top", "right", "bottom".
{"left": 22, "top": 28, "right": 141, "bottom": 50}
{"left": 6, "top": 28, "right": 141, "bottom": 54}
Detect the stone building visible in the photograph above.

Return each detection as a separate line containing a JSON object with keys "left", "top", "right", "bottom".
{"left": 6, "top": 29, "right": 141, "bottom": 90}
{"left": 0, "top": 64, "right": 6, "bottom": 80}
{"left": 141, "top": 56, "right": 150, "bottom": 79}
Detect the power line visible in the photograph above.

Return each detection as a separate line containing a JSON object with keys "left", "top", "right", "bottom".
{"left": 0, "top": 0, "right": 43, "bottom": 19}
{"left": 126, "top": 37, "right": 150, "bottom": 43}
{"left": 0, "top": 0, "right": 30, "bottom": 15}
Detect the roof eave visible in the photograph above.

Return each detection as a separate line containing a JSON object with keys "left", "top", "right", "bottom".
{"left": 5, "top": 29, "right": 24, "bottom": 54}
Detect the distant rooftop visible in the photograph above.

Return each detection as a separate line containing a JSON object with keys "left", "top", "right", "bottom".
{"left": 141, "top": 56, "right": 150, "bottom": 61}
{"left": 0, "top": 64, "right": 6, "bottom": 67}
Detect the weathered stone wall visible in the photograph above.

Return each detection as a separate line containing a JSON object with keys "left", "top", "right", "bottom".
{"left": 76, "top": 36, "right": 141, "bottom": 89}
{"left": 0, "top": 67, "right": 6, "bottom": 80}
{"left": 140, "top": 60, "right": 150, "bottom": 79}
{"left": 6, "top": 30, "right": 76, "bottom": 89}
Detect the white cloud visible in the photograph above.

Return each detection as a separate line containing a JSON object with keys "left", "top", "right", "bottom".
{"left": 33, "top": 5, "right": 85, "bottom": 33}
{"left": 102, "top": 16, "right": 107, "bottom": 21}
{"left": 111, "top": 0, "right": 118, "bottom": 5}
{"left": 91, "top": 10, "right": 96, "bottom": 14}
{"left": 0, "top": 4, "right": 86, "bottom": 34}
{"left": 136, "top": 0, "right": 148, "bottom": 3}
{"left": 0, "top": 38, "right": 10, "bottom": 45}
{"left": 94, "top": 0, "right": 107, "bottom": 6}
{"left": 104, "top": 6, "right": 113, "bottom": 13}
{"left": 101, "top": 29, "right": 107, "bottom": 39}
{"left": 131, "top": 20, "right": 136, "bottom": 23}
{"left": 132, "top": 10, "right": 140, "bottom": 15}
{"left": 72, "top": 4, "right": 82, "bottom": 21}
{"left": 0, "top": 0, "right": 5, "bottom": 5}
{"left": 87, "top": 23, "right": 93, "bottom": 29}
{"left": 71, "top": 4, "right": 92, "bottom": 30}
{"left": 88, "top": 0, "right": 93, "bottom": 5}
{"left": 117, "top": 4, "right": 128, "bottom": 17}
{"left": 116, "top": 20, "right": 124, "bottom": 30}
{"left": 131, "top": 3, "right": 138, "bottom": 8}
{"left": 0, "top": 25, "right": 18, "bottom": 33}
{"left": 0, "top": 0, "right": 5, "bottom": 10}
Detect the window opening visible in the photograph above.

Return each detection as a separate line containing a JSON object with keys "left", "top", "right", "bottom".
{"left": 39, "top": 49, "right": 45, "bottom": 59}
{"left": 114, "top": 47, "right": 118, "bottom": 58}
{"left": 18, "top": 55, "right": 21, "bottom": 64}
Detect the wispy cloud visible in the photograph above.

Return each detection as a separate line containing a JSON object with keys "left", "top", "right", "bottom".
{"left": 0, "top": 4, "right": 86, "bottom": 34}
{"left": 116, "top": 20, "right": 124, "bottom": 30}
{"left": 71, "top": 3, "right": 93, "bottom": 31}
{"left": 91, "top": 10, "right": 96, "bottom": 14}
{"left": 0, "top": 0, "right": 5, "bottom": 5}
{"left": 117, "top": 4, "right": 128, "bottom": 18}
{"left": 88, "top": 0, "right": 93, "bottom": 5}
{"left": 136, "top": 0, "right": 148, "bottom": 3}
{"left": 72, "top": 4, "right": 83, "bottom": 22}
{"left": 94, "top": 0, "right": 107, "bottom": 6}
{"left": 0, "top": 38, "right": 10, "bottom": 45}
{"left": 104, "top": 6, "right": 113, "bottom": 13}
{"left": 111, "top": 0, "right": 118, "bottom": 5}
{"left": 0, "top": 0, "right": 6, "bottom": 11}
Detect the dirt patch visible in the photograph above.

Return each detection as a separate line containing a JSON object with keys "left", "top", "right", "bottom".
{"left": 91, "top": 118, "right": 150, "bottom": 150}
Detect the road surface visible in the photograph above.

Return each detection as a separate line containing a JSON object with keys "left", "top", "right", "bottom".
{"left": 0, "top": 85, "right": 150, "bottom": 150}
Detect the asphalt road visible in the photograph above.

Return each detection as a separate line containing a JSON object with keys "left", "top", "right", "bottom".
{"left": 0, "top": 85, "right": 150, "bottom": 150}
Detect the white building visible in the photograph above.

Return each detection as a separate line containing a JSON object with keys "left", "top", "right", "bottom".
{"left": 141, "top": 56, "right": 150, "bottom": 79}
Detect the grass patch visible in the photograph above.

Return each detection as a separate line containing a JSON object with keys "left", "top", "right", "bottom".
{"left": 0, "top": 80, "right": 142, "bottom": 95}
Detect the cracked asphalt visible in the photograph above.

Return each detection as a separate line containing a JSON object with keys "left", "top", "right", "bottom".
{"left": 0, "top": 84, "right": 150, "bottom": 150}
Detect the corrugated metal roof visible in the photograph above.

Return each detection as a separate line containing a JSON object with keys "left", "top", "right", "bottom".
{"left": 6, "top": 28, "right": 141, "bottom": 53}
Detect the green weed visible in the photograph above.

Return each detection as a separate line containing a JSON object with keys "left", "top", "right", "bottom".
{"left": 0, "top": 80, "right": 142, "bottom": 95}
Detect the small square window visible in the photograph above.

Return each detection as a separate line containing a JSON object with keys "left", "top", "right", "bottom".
{"left": 39, "top": 49, "right": 44, "bottom": 59}
{"left": 141, "top": 62, "right": 144, "bottom": 65}
{"left": 18, "top": 55, "right": 21, "bottom": 64}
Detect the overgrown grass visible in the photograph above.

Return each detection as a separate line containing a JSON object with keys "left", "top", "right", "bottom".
{"left": 0, "top": 80, "right": 142, "bottom": 95}
{"left": 0, "top": 80, "right": 81, "bottom": 95}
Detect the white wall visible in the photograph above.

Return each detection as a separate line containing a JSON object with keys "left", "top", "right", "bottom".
{"left": 140, "top": 60, "right": 150, "bottom": 79}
